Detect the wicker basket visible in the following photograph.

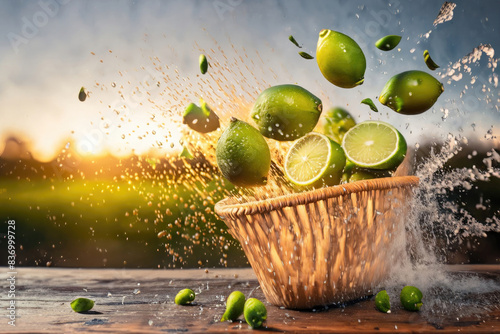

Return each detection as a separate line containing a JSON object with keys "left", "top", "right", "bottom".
{"left": 215, "top": 176, "right": 419, "bottom": 309}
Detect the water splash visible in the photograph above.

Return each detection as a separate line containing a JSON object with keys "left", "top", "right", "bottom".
{"left": 386, "top": 135, "right": 500, "bottom": 323}
{"left": 419, "top": 1, "right": 457, "bottom": 41}
{"left": 414, "top": 139, "right": 500, "bottom": 243}
{"left": 433, "top": 2, "right": 457, "bottom": 27}
{"left": 441, "top": 44, "right": 497, "bottom": 84}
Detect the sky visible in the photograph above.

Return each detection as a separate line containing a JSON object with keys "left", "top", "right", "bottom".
{"left": 0, "top": 0, "right": 499, "bottom": 161}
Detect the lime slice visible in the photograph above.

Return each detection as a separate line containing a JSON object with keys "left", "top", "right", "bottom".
{"left": 341, "top": 121, "right": 407, "bottom": 170}
{"left": 284, "top": 132, "right": 346, "bottom": 187}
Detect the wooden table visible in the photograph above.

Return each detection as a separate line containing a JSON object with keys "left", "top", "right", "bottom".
{"left": 3, "top": 265, "right": 500, "bottom": 333}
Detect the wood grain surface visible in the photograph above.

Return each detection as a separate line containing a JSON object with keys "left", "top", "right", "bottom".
{"left": 1, "top": 265, "right": 500, "bottom": 333}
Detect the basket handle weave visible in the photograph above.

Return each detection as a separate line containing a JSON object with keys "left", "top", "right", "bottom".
{"left": 215, "top": 176, "right": 419, "bottom": 219}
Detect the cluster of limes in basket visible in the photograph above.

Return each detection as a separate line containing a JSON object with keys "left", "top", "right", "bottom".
{"left": 184, "top": 29, "right": 444, "bottom": 188}
{"left": 214, "top": 84, "right": 409, "bottom": 188}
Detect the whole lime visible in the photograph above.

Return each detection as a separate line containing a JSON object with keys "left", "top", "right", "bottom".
{"left": 341, "top": 159, "right": 356, "bottom": 183}
{"left": 175, "top": 288, "right": 195, "bottom": 305}
{"left": 342, "top": 164, "right": 391, "bottom": 183}
{"left": 70, "top": 297, "right": 94, "bottom": 313}
{"left": 322, "top": 107, "right": 356, "bottom": 143}
{"left": 243, "top": 298, "right": 267, "bottom": 329}
{"left": 216, "top": 118, "right": 271, "bottom": 187}
{"left": 400, "top": 286, "right": 423, "bottom": 311}
{"left": 220, "top": 291, "right": 246, "bottom": 322}
{"left": 348, "top": 168, "right": 391, "bottom": 182}
{"left": 316, "top": 29, "right": 366, "bottom": 88}
{"left": 250, "top": 84, "right": 322, "bottom": 141}
{"left": 379, "top": 70, "right": 444, "bottom": 115}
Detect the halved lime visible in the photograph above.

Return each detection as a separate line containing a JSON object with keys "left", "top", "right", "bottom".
{"left": 284, "top": 132, "right": 346, "bottom": 187}
{"left": 341, "top": 121, "right": 406, "bottom": 170}
{"left": 374, "top": 290, "right": 391, "bottom": 313}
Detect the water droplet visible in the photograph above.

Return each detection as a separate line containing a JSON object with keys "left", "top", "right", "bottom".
{"left": 441, "top": 107, "right": 449, "bottom": 120}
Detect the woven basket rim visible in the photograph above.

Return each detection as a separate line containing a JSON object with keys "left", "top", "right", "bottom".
{"left": 214, "top": 175, "right": 419, "bottom": 218}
